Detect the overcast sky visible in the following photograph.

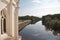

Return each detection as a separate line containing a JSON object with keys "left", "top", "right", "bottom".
{"left": 19, "top": 0, "right": 60, "bottom": 17}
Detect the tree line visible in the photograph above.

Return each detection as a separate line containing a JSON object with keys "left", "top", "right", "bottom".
{"left": 18, "top": 15, "right": 41, "bottom": 24}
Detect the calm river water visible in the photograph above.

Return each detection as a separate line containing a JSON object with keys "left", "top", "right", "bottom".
{"left": 19, "top": 21, "right": 60, "bottom": 40}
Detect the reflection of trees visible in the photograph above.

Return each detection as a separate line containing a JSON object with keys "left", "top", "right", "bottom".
{"left": 42, "top": 14, "right": 60, "bottom": 36}
{"left": 42, "top": 21, "right": 60, "bottom": 36}
{"left": 53, "top": 31, "right": 59, "bottom": 36}
{"left": 31, "top": 19, "right": 40, "bottom": 24}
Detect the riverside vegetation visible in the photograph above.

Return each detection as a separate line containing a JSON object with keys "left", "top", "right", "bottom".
{"left": 42, "top": 14, "right": 60, "bottom": 35}
{"left": 18, "top": 15, "right": 41, "bottom": 31}
{"left": 18, "top": 15, "right": 41, "bottom": 24}
{"left": 18, "top": 14, "right": 60, "bottom": 35}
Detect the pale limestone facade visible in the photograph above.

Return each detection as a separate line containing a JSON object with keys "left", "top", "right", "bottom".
{"left": 0, "top": 0, "right": 20, "bottom": 40}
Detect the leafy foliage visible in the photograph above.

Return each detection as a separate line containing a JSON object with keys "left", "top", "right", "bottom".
{"left": 42, "top": 14, "right": 60, "bottom": 35}
{"left": 18, "top": 15, "right": 41, "bottom": 24}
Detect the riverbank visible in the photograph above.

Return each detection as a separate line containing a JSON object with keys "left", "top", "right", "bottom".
{"left": 18, "top": 20, "right": 31, "bottom": 31}
{"left": 42, "top": 14, "right": 60, "bottom": 35}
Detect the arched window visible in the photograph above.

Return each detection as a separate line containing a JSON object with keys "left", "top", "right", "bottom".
{"left": 1, "top": 10, "right": 6, "bottom": 34}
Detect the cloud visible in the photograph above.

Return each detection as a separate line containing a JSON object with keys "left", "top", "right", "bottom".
{"left": 20, "top": 0, "right": 60, "bottom": 17}
{"left": 32, "top": 0, "right": 41, "bottom": 3}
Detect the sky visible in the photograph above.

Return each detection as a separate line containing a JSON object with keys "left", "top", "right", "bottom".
{"left": 19, "top": 0, "right": 60, "bottom": 17}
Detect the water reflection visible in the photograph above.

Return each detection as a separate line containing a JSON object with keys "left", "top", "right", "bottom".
{"left": 19, "top": 21, "right": 60, "bottom": 40}
{"left": 42, "top": 21, "right": 60, "bottom": 36}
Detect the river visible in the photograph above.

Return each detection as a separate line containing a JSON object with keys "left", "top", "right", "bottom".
{"left": 19, "top": 21, "right": 60, "bottom": 40}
